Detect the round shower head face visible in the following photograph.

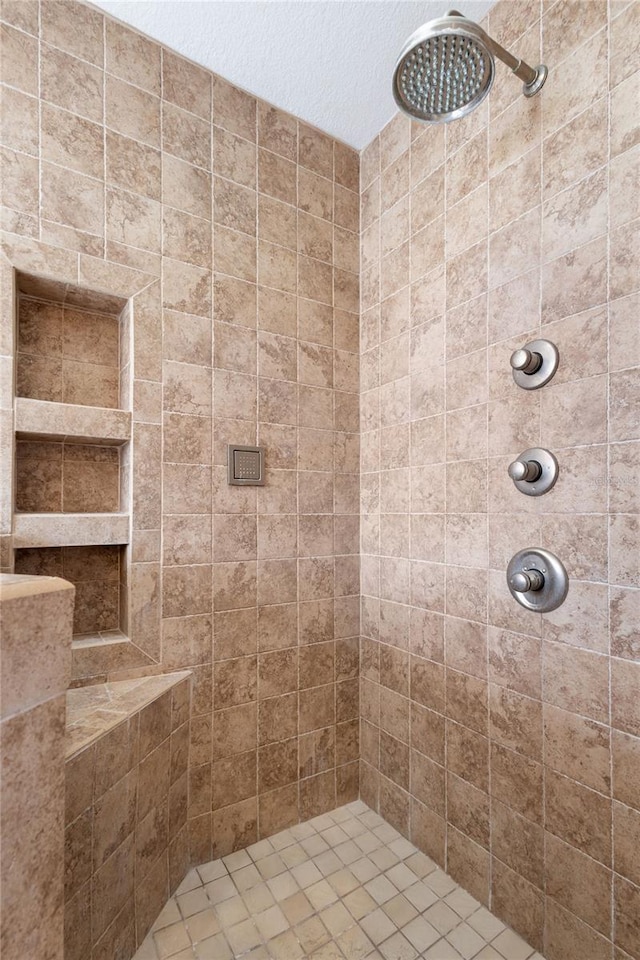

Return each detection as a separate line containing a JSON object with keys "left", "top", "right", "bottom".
{"left": 393, "top": 13, "right": 495, "bottom": 124}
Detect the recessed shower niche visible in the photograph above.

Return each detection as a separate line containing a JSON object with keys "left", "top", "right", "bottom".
{"left": 15, "top": 273, "right": 127, "bottom": 408}
{"left": 10, "top": 272, "right": 137, "bottom": 675}
{"left": 14, "top": 545, "right": 127, "bottom": 640}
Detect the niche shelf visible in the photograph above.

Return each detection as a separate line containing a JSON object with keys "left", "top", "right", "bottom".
{"left": 15, "top": 397, "right": 131, "bottom": 445}
{"left": 12, "top": 512, "right": 130, "bottom": 549}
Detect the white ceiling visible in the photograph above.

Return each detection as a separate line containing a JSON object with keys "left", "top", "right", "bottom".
{"left": 92, "top": 0, "right": 493, "bottom": 149}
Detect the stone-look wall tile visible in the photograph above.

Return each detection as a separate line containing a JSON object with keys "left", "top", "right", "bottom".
{"left": 359, "top": 5, "right": 637, "bottom": 956}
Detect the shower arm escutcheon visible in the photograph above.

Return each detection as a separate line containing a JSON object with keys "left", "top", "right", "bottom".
{"left": 447, "top": 10, "right": 548, "bottom": 96}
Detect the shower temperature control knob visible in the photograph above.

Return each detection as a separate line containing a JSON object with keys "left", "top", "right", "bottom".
{"left": 507, "top": 548, "right": 568, "bottom": 613}
{"left": 510, "top": 338, "right": 559, "bottom": 389}
{"left": 508, "top": 447, "right": 558, "bottom": 496}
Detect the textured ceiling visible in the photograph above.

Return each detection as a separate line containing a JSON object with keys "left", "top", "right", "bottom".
{"left": 91, "top": 0, "right": 493, "bottom": 149}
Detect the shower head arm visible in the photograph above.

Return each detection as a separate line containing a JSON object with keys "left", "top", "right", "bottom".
{"left": 486, "top": 36, "right": 537, "bottom": 85}
{"left": 447, "top": 9, "right": 547, "bottom": 96}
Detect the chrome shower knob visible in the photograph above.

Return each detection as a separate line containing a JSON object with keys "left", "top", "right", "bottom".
{"left": 510, "top": 569, "right": 544, "bottom": 593}
{"left": 510, "top": 338, "right": 559, "bottom": 389}
{"left": 508, "top": 447, "right": 558, "bottom": 496}
{"left": 508, "top": 458, "right": 541, "bottom": 482}
{"left": 507, "top": 548, "right": 568, "bottom": 612}
{"left": 510, "top": 348, "right": 542, "bottom": 375}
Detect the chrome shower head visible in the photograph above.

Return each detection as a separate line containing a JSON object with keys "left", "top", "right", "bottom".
{"left": 393, "top": 9, "right": 547, "bottom": 124}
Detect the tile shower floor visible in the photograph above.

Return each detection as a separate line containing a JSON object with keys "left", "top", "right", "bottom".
{"left": 134, "top": 802, "right": 543, "bottom": 960}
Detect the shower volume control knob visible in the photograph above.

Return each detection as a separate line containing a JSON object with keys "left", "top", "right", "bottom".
{"left": 508, "top": 458, "right": 541, "bottom": 483}
{"left": 510, "top": 569, "right": 544, "bottom": 593}
{"left": 507, "top": 548, "right": 568, "bottom": 612}
{"left": 510, "top": 338, "right": 559, "bottom": 389}
{"left": 508, "top": 447, "right": 558, "bottom": 496}
{"left": 510, "top": 348, "right": 542, "bottom": 375}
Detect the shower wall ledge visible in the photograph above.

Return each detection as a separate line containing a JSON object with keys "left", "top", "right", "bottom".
{"left": 13, "top": 512, "right": 130, "bottom": 549}
{"left": 15, "top": 398, "right": 131, "bottom": 445}
{"left": 66, "top": 670, "right": 191, "bottom": 759}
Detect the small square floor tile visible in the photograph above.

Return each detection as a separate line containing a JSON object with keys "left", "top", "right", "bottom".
{"left": 360, "top": 908, "right": 397, "bottom": 945}
{"left": 311, "top": 940, "right": 346, "bottom": 960}
{"left": 315, "top": 849, "right": 344, "bottom": 875}
{"left": 292, "top": 860, "right": 324, "bottom": 888}
{"left": 355, "top": 832, "right": 383, "bottom": 855}
{"left": 178, "top": 888, "right": 210, "bottom": 919}
{"left": 344, "top": 887, "right": 377, "bottom": 920}
{"left": 223, "top": 849, "right": 252, "bottom": 872}
{"left": 378, "top": 931, "right": 418, "bottom": 960}
{"left": 321, "top": 901, "right": 354, "bottom": 937}
{"left": 186, "top": 908, "right": 221, "bottom": 944}
{"left": 492, "top": 929, "right": 536, "bottom": 960}
{"left": 328, "top": 867, "right": 360, "bottom": 896}
{"left": 402, "top": 915, "right": 441, "bottom": 952}
{"left": 215, "top": 895, "right": 249, "bottom": 928}
{"left": 233, "top": 863, "right": 262, "bottom": 892}
{"left": 295, "top": 915, "right": 331, "bottom": 954}
{"left": 282, "top": 891, "right": 315, "bottom": 926}
{"left": 197, "top": 860, "right": 228, "bottom": 884}
{"left": 403, "top": 881, "right": 439, "bottom": 912}
{"left": 281, "top": 843, "right": 309, "bottom": 868}
{"left": 351, "top": 857, "right": 381, "bottom": 883}
{"left": 364, "top": 875, "right": 397, "bottom": 905}
{"left": 446, "top": 921, "right": 487, "bottom": 960}
{"left": 205, "top": 876, "right": 237, "bottom": 905}
{"left": 383, "top": 894, "right": 419, "bottom": 928}
{"left": 308, "top": 878, "right": 339, "bottom": 911}
{"left": 422, "top": 940, "right": 464, "bottom": 960}
{"left": 385, "top": 862, "right": 417, "bottom": 892}
{"left": 445, "top": 888, "right": 481, "bottom": 919}
{"left": 225, "top": 918, "right": 262, "bottom": 955}
{"left": 404, "top": 851, "right": 437, "bottom": 879}
{"left": 246, "top": 839, "right": 274, "bottom": 861}
{"left": 467, "top": 906, "right": 505, "bottom": 942}
{"left": 423, "top": 901, "right": 461, "bottom": 935}
{"left": 267, "top": 930, "right": 305, "bottom": 959}
{"left": 256, "top": 852, "right": 287, "bottom": 880}
{"left": 154, "top": 922, "right": 191, "bottom": 960}
{"left": 425, "top": 869, "right": 458, "bottom": 897}
{"left": 255, "top": 904, "right": 289, "bottom": 941}
{"left": 369, "top": 847, "right": 400, "bottom": 871}
{"left": 337, "top": 925, "right": 375, "bottom": 960}
{"left": 243, "top": 882, "right": 275, "bottom": 915}
{"left": 194, "top": 932, "right": 232, "bottom": 960}
{"left": 267, "top": 870, "right": 299, "bottom": 900}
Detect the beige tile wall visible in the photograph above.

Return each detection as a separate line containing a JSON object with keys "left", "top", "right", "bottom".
{"left": 358, "top": 1, "right": 640, "bottom": 958}
{"left": 0, "top": 0, "right": 360, "bottom": 869}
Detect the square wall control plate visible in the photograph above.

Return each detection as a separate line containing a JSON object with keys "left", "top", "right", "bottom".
{"left": 227, "top": 445, "right": 265, "bottom": 485}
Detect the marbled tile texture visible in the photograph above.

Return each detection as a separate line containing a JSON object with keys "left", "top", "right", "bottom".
{"left": 0, "top": 0, "right": 360, "bottom": 891}
{"left": 0, "top": 1, "right": 638, "bottom": 959}
{"left": 359, "top": 2, "right": 639, "bottom": 958}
